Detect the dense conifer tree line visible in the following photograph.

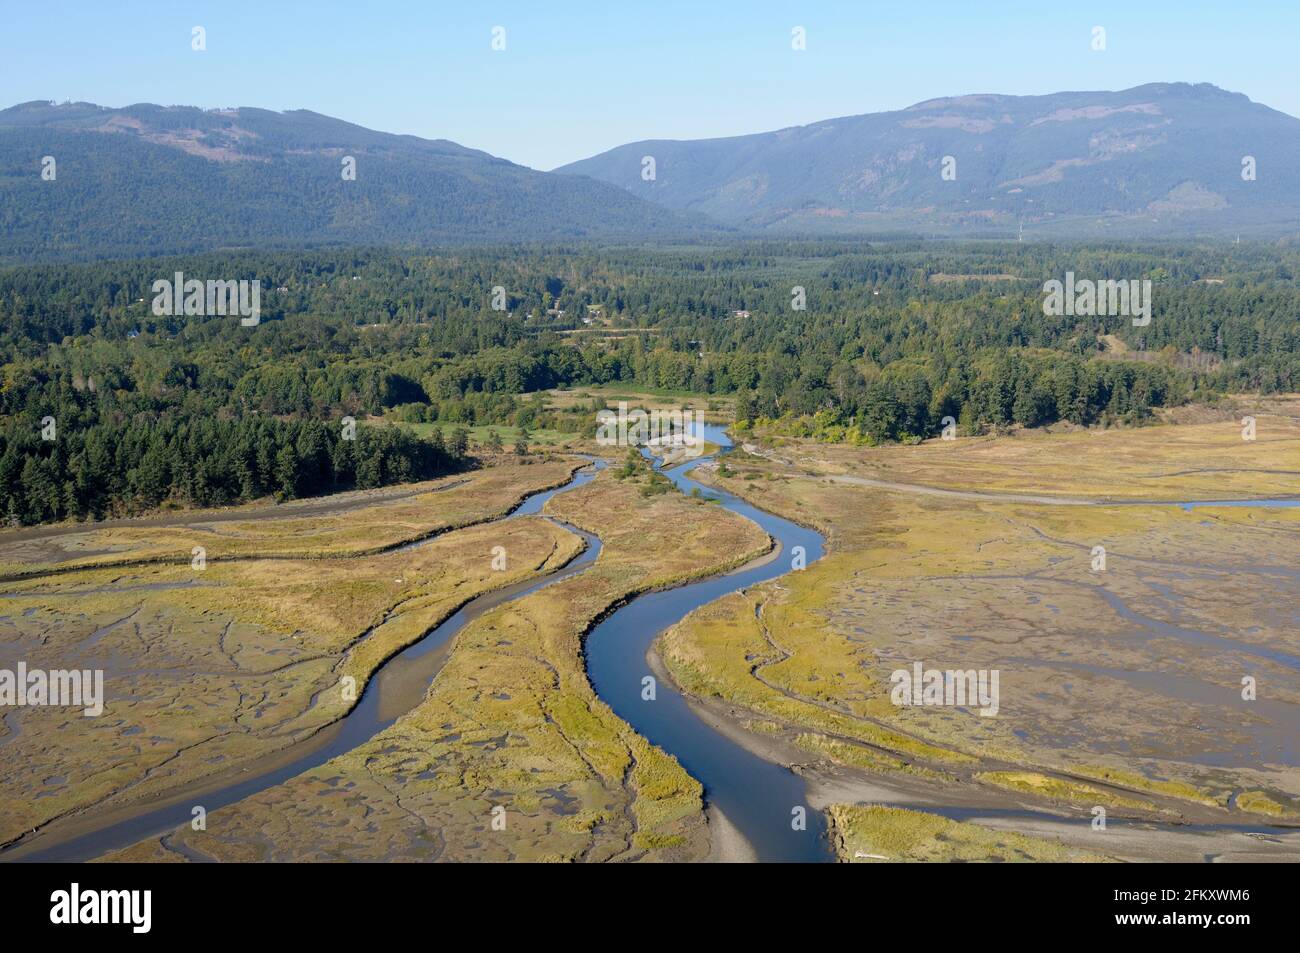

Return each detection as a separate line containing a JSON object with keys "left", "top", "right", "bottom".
{"left": 2, "top": 241, "right": 1295, "bottom": 523}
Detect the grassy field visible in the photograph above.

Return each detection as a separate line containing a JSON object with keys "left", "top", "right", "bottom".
{"left": 828, "top": 805, "right": 1111, "bottom": 862}
{"left": 774, "top": 413, "right": 1300, "bottom": 501}
{"left": 540, "top": 385, "right": 731, "bottom": 423}
{"left": 375, "top": 386, "right": 729, "bottom": 458}
{"left": 0, "top": 459, "right": 581, "bottom": 577}
{"left": 106, "top": 465, "right": 772, "bottom": 862}
{"left": 379, "top": 420, "right": 575, "bottom": 448}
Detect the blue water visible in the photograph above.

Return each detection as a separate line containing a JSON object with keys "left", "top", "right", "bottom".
{"left": 4, "top": 462, "right": 607, "bottom": 863}
{"left": 7, "top": 435, "right": 837, "bottom": 863}
{"left": 584, "top": 424, "right": 833, "bottom": 862}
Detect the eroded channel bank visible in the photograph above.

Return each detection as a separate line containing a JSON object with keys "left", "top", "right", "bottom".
{"left": 8, "top": 427, "right": 840, "bottom": 863}
{"left": 9, "top": 424, "right": 1295, "bottom": 864}
{"left": 4, "top": 462, "right": 608, "bottom": 862}
{"left": 584, "top": 425, "right": 833, "bottom": 862}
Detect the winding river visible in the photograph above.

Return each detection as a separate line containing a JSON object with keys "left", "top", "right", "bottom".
{"left": 9, "top": 423, "right": 1300, "bottom": 864}
{"left": 6, "top": 429, "right": 834, "bottom": 862}
{"left": 585, "top": 425, "right": 831, "bottom": 861}
{"left": 4, "top": 462, "right": 609, "bottom": 862}
{"left": 12, "top": 419, "right": 1300, "bottom": 866}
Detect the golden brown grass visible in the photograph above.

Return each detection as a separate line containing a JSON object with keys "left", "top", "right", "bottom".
{"left": 828, "top": 804, "right": 1112, "bottom": 862}
{"left": 668, "top": 420, "right": 1300, "bottom": 826}
{"left": 0, "top": 459, "right": 581, "bottom": 578}
{"left": 0, "top": 470, "right": 585, "bottom": 845}
{"left": 106, "top": 468, "right": 772, "bottom": 862}
{"left": 772, "top": 415, "right": 1300, "bottom": 501}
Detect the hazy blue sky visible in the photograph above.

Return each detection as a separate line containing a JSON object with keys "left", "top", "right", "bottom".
{"left": 3, "top": 1, "right": 1296, "bottom": 170}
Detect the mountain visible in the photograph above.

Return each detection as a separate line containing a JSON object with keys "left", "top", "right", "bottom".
{"left": 0, "top": 101, "right": 707, "bottom": 262}
{"left": 557, "top": 83, "right": 1300, "bottom": 238}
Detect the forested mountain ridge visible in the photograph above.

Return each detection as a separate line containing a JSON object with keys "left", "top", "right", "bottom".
{"left": 0, "top": 101, "right": 710, "bottom": 262}
{"left": 6, "top": 85, "right": 1296, "bottom": 266}
{"left": 558, "top": 83, "right": 1300, "bottom": 238}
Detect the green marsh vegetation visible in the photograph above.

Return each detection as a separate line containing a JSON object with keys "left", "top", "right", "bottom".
{"left": 110, "top": 467, "right": 773, "bottom": 862}
{"left": 672, "top": 423, "right": 1300, "bottom": 837}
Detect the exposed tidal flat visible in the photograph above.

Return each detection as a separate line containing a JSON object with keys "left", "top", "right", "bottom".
{"left": 4, "top": 412, "right": 1299, "bottom": 863}
{"left": 0, "top": 459, "right": 584, "bottom": 578}
{"left": 828, "top": 805, "right": 1112, "bottom": 863}
{"left": 49, "top": 453, "right": 771, "bottom": 862}
{"left": 672, "top": 413, "right": 1300, "bottom": 861}
{"left": 0, "top": 458, "right": 591, "bottom": 851}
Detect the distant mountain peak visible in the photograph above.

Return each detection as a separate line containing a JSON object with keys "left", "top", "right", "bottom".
{"left": 557, "top": 83, "right": 1300, "bottom": 238}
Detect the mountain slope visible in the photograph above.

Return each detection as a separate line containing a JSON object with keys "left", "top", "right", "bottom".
{"left": 0, "top": 101, "right": 707, "bottom": 262}
{"left": 557, "top": 83, "right": 1300, "bottom": 237}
